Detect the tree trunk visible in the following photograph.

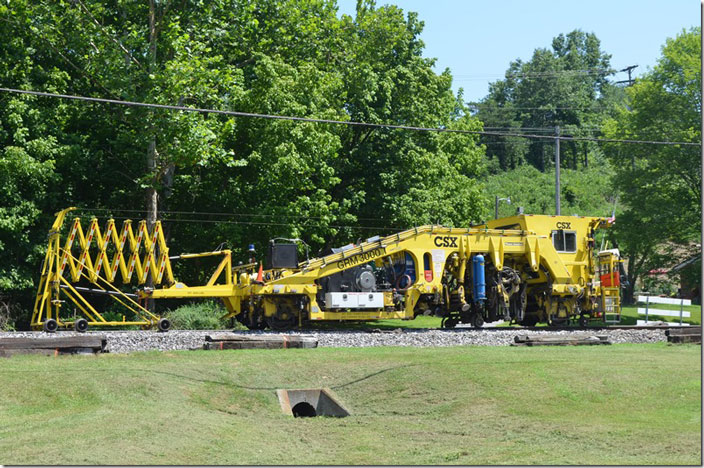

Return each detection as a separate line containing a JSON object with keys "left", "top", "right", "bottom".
{"left": 623, "top": 274, "right": 636, "bottom": 305}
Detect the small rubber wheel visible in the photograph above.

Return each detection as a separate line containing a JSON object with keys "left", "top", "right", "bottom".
{"left": 578, "top": 315, "right": 589, "bottom": 328}
{"left": 43, "top": 318, "right": 58, "bottom": 333}
{"left": 74, "top": 318, "right": 88, "bottom": 333}
{"left": 157, "top": 318, "right": 171, "bottom": 332}
{"left": 472, "top": 314, "right": 484, "bottom": 329}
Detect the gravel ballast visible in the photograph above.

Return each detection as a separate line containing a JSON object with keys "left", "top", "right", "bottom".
{"left": 0, "top": 328, "right": 668, "bottom": 354}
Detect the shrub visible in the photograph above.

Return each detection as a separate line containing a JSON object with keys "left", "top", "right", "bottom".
{"left": 165, "top": 301, "right": 238, "bottom": 330}
{"left": 0, "top": 299, "right": 17, "bottom": 331}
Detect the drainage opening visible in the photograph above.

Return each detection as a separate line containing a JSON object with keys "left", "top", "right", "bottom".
{"left": 292, "top": 402, "right": 317, "bottom": 418}
{"left": 277, "top": 388, "right": 350, "bottom": 417}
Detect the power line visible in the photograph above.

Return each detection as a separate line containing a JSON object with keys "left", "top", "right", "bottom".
{"left": 469, "top": 104, "right": 612, "bottom": 111}
{"left": 79, "top": 207, "right": 394, "bottom": 223}
{"left": 0, "top": 87, "right": 699, "bottom": 146}
{"left": 100, "top": 215, "right": 403, "bottom": 232}
{"left": 483, "top": 126, "right": 603, "bottom": 132}
{"left": 453, "top": 68, "right": 615, "bottom": 79}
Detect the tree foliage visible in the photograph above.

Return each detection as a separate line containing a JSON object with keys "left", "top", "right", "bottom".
{"left": 475, "top": 30, "right": 624, "bottom": 173}
{"left": 603, "top": 27, "right": 701, "bottom": 302}
{"left": 483, "top": 162, "right": 616, "bottom": 220}
{"left": 0, "top": 0, "right": 487, "bottom": 320}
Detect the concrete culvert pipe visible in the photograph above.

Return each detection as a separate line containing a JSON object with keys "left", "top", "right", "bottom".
{"left": 292, "top": 402, "right": 317, "bottom": 417}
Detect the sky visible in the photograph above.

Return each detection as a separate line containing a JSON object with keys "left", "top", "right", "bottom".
{"left": 337, "top": 0, "right": 699, "bottom": 102}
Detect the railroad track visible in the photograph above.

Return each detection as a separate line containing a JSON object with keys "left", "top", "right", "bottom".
{"left": 471, "top": 324, "right": 683, "bottom": 332}
{"left": 0, "top": 324, "right": 684, "bottom": 335}
{"left": 1, "top": 326, "right": 673, "bottom": 353}
{"left": 262, "top": 324, "right": 682, "bottom": 333}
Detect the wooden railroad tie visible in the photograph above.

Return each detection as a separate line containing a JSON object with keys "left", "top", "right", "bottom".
{"left": 665, "top": 327, "right": 702, "bottom": 344}
{"left": 203, "top": 333, "right": 318, "bottom": 350}
{"left": 512, "top": 334, "right": 611, "bottom": 346}
{"left": 0, "top": 335, "right": 107, "bottom": 357}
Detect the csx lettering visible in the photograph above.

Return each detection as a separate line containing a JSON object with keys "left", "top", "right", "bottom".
{"left": 335, "top": 247, "right": 386, "bottom": 270}
{"left": 433, "top": 236, "right": 458, "bottom": 248}
{"left": 556, "top": 222, "right": 572, "bottom": 229}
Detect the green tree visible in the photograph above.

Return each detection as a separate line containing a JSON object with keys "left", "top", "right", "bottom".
{"left": 603, "top": 27, "right": 701, "bottom": 302}
{"left": 0, "top": 0, "right": 487, "bottom": 321}
{"left": 484, "top": 162, "right": 615, "bottom": 220}
{"left": 475, "top": 30, "right": 622, "bottom": 173}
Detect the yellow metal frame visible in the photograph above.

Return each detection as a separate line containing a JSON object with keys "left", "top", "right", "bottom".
{"left": 34, "top": 209, "right": 619, "bottom": 329}
{"left": 143, "top": 214, "right": 617, "bottom": 326}
{"left": 31, "top": 208, "right": 173, "bottom": 330}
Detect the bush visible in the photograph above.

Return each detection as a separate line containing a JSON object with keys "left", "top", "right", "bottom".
{"left": 0, "top": 299, "right": 17, "bottom": 331}
{"left": 165, "top": 301, "right": 235, "bottom": 330}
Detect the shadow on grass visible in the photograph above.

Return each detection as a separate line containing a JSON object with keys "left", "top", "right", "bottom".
{"left": 0, "top": 363, "right": 416, "bottom": 392}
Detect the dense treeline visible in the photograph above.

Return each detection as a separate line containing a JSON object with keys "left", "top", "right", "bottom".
{"left": 0, "top": 0, "right": 485, "bottom": 325}
{"left": 0, "top": 0, "right": 700, "bottom": 327}
{"left": 475, "top": 30, "right": 624, "bottom": 173}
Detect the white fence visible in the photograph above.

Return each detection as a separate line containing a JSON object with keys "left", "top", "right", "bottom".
{"left": 637, "top": 294, "right": 691, "bottom": 325}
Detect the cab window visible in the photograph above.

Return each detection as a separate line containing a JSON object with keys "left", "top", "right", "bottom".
{"left": 552, "top": 230, "right": 577, "bottom": 253}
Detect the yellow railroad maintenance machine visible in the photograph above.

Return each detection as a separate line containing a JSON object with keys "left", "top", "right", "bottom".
{"left": 32, "top": 207, "right": 622, "bottom": 331}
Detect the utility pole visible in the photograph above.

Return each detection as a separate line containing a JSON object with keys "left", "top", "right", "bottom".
{"left": 555, "top": 126, "right": 561, "bottom": 215}
{"left": 615, "top": 65, "right": 638, "bottom": 86}
{"left": 699, "top": 0, "right": 704, "bottom": 310}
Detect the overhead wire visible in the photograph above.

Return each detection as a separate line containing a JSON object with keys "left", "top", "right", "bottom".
{"left": 469, "top": 105, "right": 613, "bottom": 111}
{"left": 78, "top": 207, "right": 397, "bottom": 223}
{"left": 101, "top": 215, "right": 403, "bottom": 232}
{"left": 0, "top": 87, "right": 699, "bottom": 146}
{"left": 453, "top": 68, "right": 616, "bottom": 79}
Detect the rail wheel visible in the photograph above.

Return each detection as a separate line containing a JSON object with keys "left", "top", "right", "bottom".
{"left": 547, "top": 316, "right": 568, "bottom": 328}
{"left": 43, "top": 318, "right": 58, "bottom": 333}
{"left": 157, "top": 318, "right": 171, "bottom": 332}
{"left": 267, "top": 304, "right": 297, "bottom": 330}
{"left": 267, "top": 315, "right": 296, "bottom": 330}
{"left": 74, "top": 318, "right": 88, "bottom": 333}
{"left": 472, "top": 314, "right": 484, "bottom": 329}
{"left": 578, "top": 315, "right": 590, "bottom": 328}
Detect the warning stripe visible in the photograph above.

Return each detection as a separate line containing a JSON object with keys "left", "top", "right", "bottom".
{"left": 54, "top": 219, "right": 172, "bottom": 286}
{"left": 143, "top": 255, "right": 151, "bottom": 282}
{"left": 60, "top": 225, "right": 79, "bottom": 275}
{"left": 119, "top": 229, "right": 127, "bottom": 249}
{"left": 111, "top": 252, "right": 121, "bottom": 276}
{"left": 127, "top": 256, "right": 136, "bottom": 280}
{"left": 60, "top": 255, "right": 69, "bottom": 275}
{"left": 102, "top": 225, "right": 113, "bottom": 250}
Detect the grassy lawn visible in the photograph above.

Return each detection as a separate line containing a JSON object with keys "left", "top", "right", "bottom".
{"left": 0, "top": 343, "right": 700, "bottom": 465}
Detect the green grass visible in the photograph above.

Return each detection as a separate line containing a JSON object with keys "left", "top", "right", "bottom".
{"left": 0, "top": 344, "right": 700, "bottom": 465}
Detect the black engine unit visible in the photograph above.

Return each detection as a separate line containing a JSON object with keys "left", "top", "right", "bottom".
{"left": 267, "top": 242, "right": 298, "bottom": 269}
